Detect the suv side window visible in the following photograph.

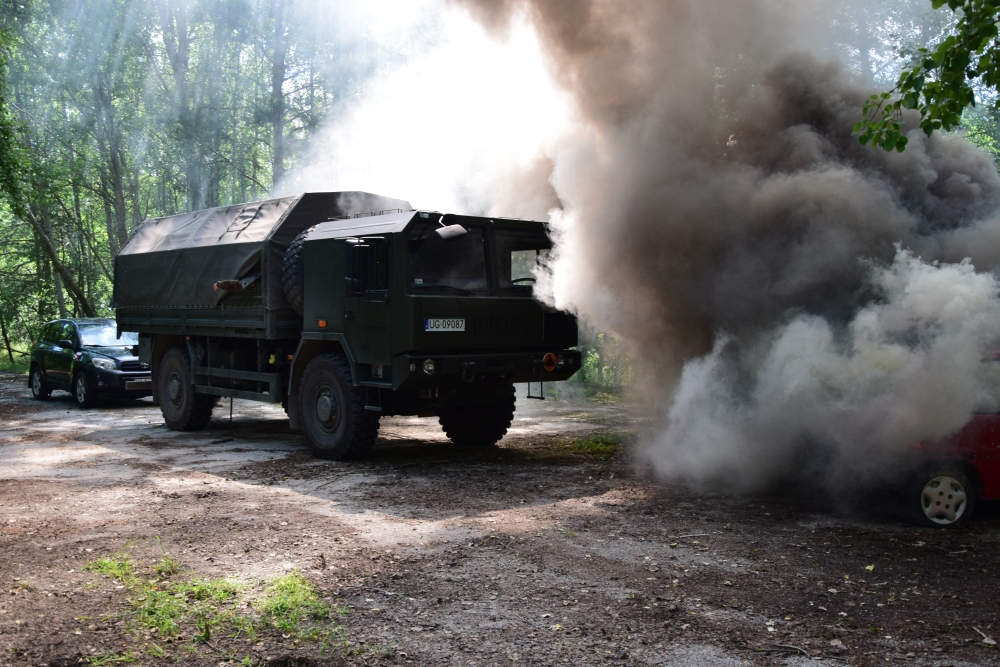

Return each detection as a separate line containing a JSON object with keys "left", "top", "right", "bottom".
{"left": 59, "top": 322, "right": 78, "bottom": 348}
{"left": 42, "top": 322, "right": 60, "bottom": 343}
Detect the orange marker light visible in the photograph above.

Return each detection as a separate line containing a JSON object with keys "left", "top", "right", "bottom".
{"left": 318, "top": 319, "right": 327, "bottom": 329}
{"left": 542, "top": 352, "right": 558, "bottom": 372}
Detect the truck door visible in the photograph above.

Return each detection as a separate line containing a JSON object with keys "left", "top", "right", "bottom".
{"left": 344, "top": 237, "right": 392, "bottom": 382}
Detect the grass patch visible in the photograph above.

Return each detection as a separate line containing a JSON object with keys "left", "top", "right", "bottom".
{"left": 83, "top": 550, "right": 135, "bottom": 581}
{"left": 0, "top": 360, "right": 29, "bottom": 374}
{"left": 256, "top": 570, "right": 332, "bottom": 632}
{"left": 86, "top": 652, "right": 140, "bottom": 665}
{"left": 84, "top": 545, "right": 347, "bottom": 660}
{"left": 563, "top": 435, "right": 621, "bottom": 460}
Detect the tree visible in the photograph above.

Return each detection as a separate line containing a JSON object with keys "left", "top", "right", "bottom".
{"left": 857, "top": 0, "right": 1000, "bottom": 151}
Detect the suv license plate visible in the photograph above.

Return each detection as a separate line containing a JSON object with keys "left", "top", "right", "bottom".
{"left": 424, "top": 318, "right": 465, "bottom": 332}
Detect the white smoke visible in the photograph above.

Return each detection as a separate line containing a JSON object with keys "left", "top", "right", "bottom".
{"left": 279, "top": 4, "right": 573, "bottom": 213}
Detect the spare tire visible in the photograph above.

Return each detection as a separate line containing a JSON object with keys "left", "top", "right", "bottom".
{"left": 282, "top": 225, "right": 317, "bottom": 316}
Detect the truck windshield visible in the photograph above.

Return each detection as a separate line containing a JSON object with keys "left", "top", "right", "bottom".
{"left": 78, "top": 323, "right": 138, "bottom": 347}
{"left": 407, "top": 222, "right": 489, "bottom": 292}
{"left": 495, "top": 226, "right": 551, "bottom": 292}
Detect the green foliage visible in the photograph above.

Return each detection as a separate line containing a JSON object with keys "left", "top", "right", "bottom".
{"left": 568, "top": 331, "right": 634, "bottom": 394}
{"left": 563, "top": 435, "right": 621, "bottom": 461}
{"left": 83, "top": 549, "right": 135, "bottom": 582}
{"left": 83, "top": 546, "right": 346, "bottom": 660}
{"left": 255, "top": 570, "right": 335, "bottom": 633}
{"left": 86, "top": 652, "right": 140, "bottom": 666}
{"left": 858, "top": 0, "right": 1000, "bottom": 151}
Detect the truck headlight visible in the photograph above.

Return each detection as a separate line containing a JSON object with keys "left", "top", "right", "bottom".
{"left": 92, "top": 357, "right": 117, "bottom": 371}
{"left": 423, "top": 359, "right": 436, "bottom": 376}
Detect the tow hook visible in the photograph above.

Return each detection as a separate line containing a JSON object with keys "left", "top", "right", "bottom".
{"left": 461, "top": 361, "right": 477, "bottom": 383}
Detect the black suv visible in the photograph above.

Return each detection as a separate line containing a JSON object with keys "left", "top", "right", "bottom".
{"left": 29, "top": 318, "right": 152, "bottom": 407}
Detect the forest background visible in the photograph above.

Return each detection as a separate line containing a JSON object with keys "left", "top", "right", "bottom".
{"left": 0, "top": 0, "right": 989, "bottom": 390}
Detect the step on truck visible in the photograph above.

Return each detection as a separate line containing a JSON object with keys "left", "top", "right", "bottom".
{"left": 114, "top": 191, "right": 581, "bottom": 459}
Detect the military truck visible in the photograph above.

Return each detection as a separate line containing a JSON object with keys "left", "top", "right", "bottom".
{"left": 114, "top": 191, "right": 580, "bottom": 459}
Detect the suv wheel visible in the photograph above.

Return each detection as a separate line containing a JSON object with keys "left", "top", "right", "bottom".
{"left": 29, "top": 366, "right": 50, "bottom": 400}
{"left": 439, "top": 385, "right": 516, "bottom": 447}
{"left": 909, "top": 465, "right": 977, "bottom": 527}
{"left": 73, "top": 371, "right": 99, "bottom": 408}
{"left": 158, "top": 346, "right": 214, "bottom": 431}
{"left": 299, "top": 352, "right": 379, "bottom": 460}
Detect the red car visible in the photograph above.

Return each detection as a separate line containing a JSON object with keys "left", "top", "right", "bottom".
{"left": 908, "top": 414, "right": 1000, "bottom": 526}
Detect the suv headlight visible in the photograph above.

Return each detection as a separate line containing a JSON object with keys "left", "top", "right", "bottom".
{"left": 423, "top": 359, "right": 436, "bottom": 375}
{"left": 91, "top": 357, "right": 117, "bottom": 371}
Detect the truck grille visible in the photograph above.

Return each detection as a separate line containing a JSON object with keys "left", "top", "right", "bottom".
{"left": 469, "top": 311, "right": 534, "bottom": 339}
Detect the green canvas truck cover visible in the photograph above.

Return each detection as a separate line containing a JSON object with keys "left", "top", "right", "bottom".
{"left": 113, "top": 191, "right": 411, "bottom": 311}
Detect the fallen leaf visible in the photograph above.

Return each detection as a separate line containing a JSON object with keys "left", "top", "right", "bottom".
{"left": 865, "top": 565, "right": 875, "bottom": 572}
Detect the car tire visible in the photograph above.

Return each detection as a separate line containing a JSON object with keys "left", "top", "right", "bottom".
{"left": 298, "top": 352, "right": 379, "bottom": 460}
{"left": 158, "top": 346, "right": 214, "bottom": 431}
{"left": 909, "top": 464, "right": 978, "bottom": 528}
{"left": 439, "top": 385, "right": 516, "bottom": 447}
{"left": 73, "top": 371, "right": 100, "bottom": 408}
{"left": 29, "top": 365, "right": 50, "bottom": 400}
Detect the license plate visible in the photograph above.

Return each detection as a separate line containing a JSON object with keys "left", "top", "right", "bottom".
{"left": 424, "top": 318, "right": 465, "bottom": 332}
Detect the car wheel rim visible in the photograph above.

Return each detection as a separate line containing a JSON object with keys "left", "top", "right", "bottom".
{"left": 32, "top": 370, "right": 42, "bottom": 396}
{"left": 921, "top": 476, "right": 968, "bottom": 525}
{"left": 167, "top": 372, "right": 183, "bottom": 410}
{"left": 76, "top": 376, "right": 86, "bottom": 404}
{"left": 313, "top": 382, "right": 341, "bottom": 435}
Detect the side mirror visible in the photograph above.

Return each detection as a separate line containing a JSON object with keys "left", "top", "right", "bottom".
{"left": 58, "top": 339, "right": 74, "bottom": 350}
{"left": 346, "top": 240, "right": 368, "bottom": 296}
{"left": 435, "top": 224, "right": 467, "bottom": 240}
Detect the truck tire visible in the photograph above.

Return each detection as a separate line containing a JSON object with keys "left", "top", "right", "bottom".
{"left": 299, "top": 352, "right": 379, "bottom": 460}
{"left": 439, "top": 385, "right": 516, "bottom": 447}
{"left": 282, "top": 226, "right": 317, "bottom": 316}
{"left": 158, "top": 346, "right": 214, "bottom": 431}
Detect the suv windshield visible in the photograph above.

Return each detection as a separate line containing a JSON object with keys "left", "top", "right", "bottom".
{"left": 78, "top": 323, "right": 138, "bottom": 347}
{"left": 407, "top": 222, "right": 489, "bottom": 292}
{"left": 495, "top": 226, "right": 551, "bottom": 292}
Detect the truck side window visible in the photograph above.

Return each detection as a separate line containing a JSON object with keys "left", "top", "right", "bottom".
{"left": 494, "top": 227, "right": 552, "bottom": 291}
{"left": 367, "top": 238, "right": 389, "bottom": 291}
{"left": 407, "top": 222, "right": 489, "bottom": 292}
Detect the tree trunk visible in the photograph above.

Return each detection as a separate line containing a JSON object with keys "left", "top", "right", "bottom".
{"left": 271, "top": 0, "right": 287, "bottom": 189}
{"left": 24, "top": 206, "right": 96, "bottom": 317}
{"left": 0, "top": 312, "right": 14, "bottom": 364}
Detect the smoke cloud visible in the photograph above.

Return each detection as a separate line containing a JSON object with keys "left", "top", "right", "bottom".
{"left": 451, "top": 0, "right": 1000, "bottom": 491}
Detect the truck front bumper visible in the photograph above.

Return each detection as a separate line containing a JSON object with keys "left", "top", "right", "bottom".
{"left": 390, "top": 349, "right": 581, "bottom": 390}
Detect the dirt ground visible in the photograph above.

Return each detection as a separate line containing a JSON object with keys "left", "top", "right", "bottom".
{"left": 1, "top": 372, "right": 998, "bottom": 667}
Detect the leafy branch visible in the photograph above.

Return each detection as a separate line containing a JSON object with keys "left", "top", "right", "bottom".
{"left": 856, "top": 0, "right": 1000, "bottom": 151}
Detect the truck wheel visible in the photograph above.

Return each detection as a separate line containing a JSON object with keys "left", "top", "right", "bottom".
{"left": 29, "top": 365, "right": 50, "bottom": 400}
{"left": 73, "top": 371, "right": 100, "bottom": 408}
{"left": 281, "top": 226, "right": 317, "bottom": 316}
{"left": 299, "top": 352, "right": 379, "bottom": 460}
{"left": 158, "top": 346, "right": 214, "bottom": 431}
{"left": 439, "top": 385, "right": 516, "bottom": 447}
{"left": 908, "top": 465, "right": 977, "bottom": 528}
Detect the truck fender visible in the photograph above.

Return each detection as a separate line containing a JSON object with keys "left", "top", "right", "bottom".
{"left": 287, "top": 336, "right": 358, "bottom": 430}
{"left": 146, "top": 334, "right": 184, "bottom": 403}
